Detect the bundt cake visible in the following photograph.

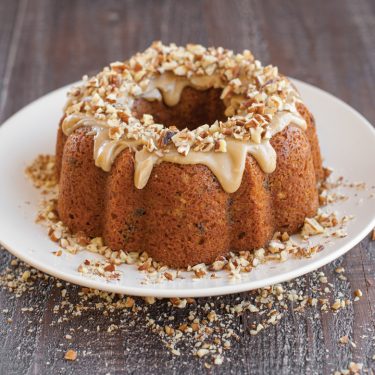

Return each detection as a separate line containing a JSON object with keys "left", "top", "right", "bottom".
{"left": 56, "top": 42, "right": 324, "bottom": 268}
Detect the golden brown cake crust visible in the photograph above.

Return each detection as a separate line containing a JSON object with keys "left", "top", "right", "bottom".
{"left": 102, "top": 149, "right": 144, "bottom": 253}
{"left": 230, "top": 155, "right": 274, "bottom": 252}
{"left": 297, "top": 102, "right": 324, "bottom": 181}
{"left": 270, "top": 125, "right": 319, "bottom": 233}
{"left": 57, "top": 128, "right": 107, "bottom": 237}
{"left": 141, "top": 162, "right": 230, "bottom": 266}
{"left": 55, "top": 118, "right": 67, "bottom": 181}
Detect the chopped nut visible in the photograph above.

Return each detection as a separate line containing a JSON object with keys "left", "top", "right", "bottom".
{"left": 103, "top": 263, "right": 115, "bottom": 272}
{"left": 21, "top": 271, "right": 30, "bottom": 281}
{"left": 165, "top": 326, "right": 175, "bottom": 336}
{"left": 64, "top": 349, "right": 77, "bottom": 361}
{"left": 301, "top": 218, "right": 324, "bottom": 237}
{"left": 339, "top": 335, "right": 349, "bottom": 344}
{"left": 171, "top": 348, "right": 180, "bottom": 356}
{"left": 335, "top": 267, "right": 345, "bottom": 274}
{"left": 348, "top": 362, "right": 363, "bottom": 373}
{"left": 191, "top": 322, "right": 200, "bottom": 332}
{"left": 170, "top": 298, "right": 187, "bottom": 309}
{"left": 214, "top": 139, "right": 227, "bottom": 153}
{"left": 144, "top": 296, "right": 156, "bottom": 305}
{"left": 196, "top": 348, "right": 210, "bottom": 358}
{"left": 124, "top": 297, "right": 135, "bottom": 308}
{"left": 178, "top": 324, "right": 188, "bottom": 333}
{"left": 214, "top": 355, "right": 224, "bottom": 365}
{"left": 210, "top": 259, "right": 226, "bottom": 271}
{"left": 331, "top": 299, "right": 342, "bottom": 310}
{"left": 207, "top": 311, "right": 217, "bottom": 322}
{"left": 353, "top": 289, "right": 363, "bottom": 299}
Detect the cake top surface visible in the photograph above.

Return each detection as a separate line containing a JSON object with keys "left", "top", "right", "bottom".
{"left": 63, "top": 41, "right": 305, "bottom": 157}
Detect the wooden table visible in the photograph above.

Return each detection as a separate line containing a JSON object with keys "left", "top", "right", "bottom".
{"left": 1, "top": 1, "right": 374, "bottom": 374}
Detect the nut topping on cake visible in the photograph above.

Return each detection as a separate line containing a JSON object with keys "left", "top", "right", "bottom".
{"left": 63, "top": 42, "right": 305, "bottom": 158}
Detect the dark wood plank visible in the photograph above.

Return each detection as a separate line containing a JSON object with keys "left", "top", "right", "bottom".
{"left": 0, "top": 0, "right": 25, "bottom": 123}
{"left": 0, "top": 1, "right": 374, "bottom": 374}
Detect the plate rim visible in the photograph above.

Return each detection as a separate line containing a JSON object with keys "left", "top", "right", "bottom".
{"left": 0, "top": 78, "right": 374, "bottom": 298}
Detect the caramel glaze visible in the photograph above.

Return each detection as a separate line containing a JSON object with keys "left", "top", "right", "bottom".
{"left": 61, "top": 73, "right": 306, "bottom": 194}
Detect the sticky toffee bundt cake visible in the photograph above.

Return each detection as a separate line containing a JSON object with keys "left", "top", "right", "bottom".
{"left": 56, "top": 42, "right": 323, "bottom": 268}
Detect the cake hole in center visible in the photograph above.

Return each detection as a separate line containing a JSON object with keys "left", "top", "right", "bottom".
{"left": 133, "top": 87, "right": 227, "bottom": 131}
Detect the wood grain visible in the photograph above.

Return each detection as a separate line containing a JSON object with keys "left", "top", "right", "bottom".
{"left": 0, "top": 1, "right": 374, "bottom": 374}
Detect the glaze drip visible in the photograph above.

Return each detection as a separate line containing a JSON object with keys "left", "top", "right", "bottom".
{"left": 62, "top": 42, "right": 308, "bottom": 194}
{"left": 142, "top": 72, "right": 223, "bottom": 106}
{"left": 62, "top": 108, "right": 306, "bottom": 193}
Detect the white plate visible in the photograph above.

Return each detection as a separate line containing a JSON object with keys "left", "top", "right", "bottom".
{"left": 0, "top": 79, "right": 374, "bottom": 298}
